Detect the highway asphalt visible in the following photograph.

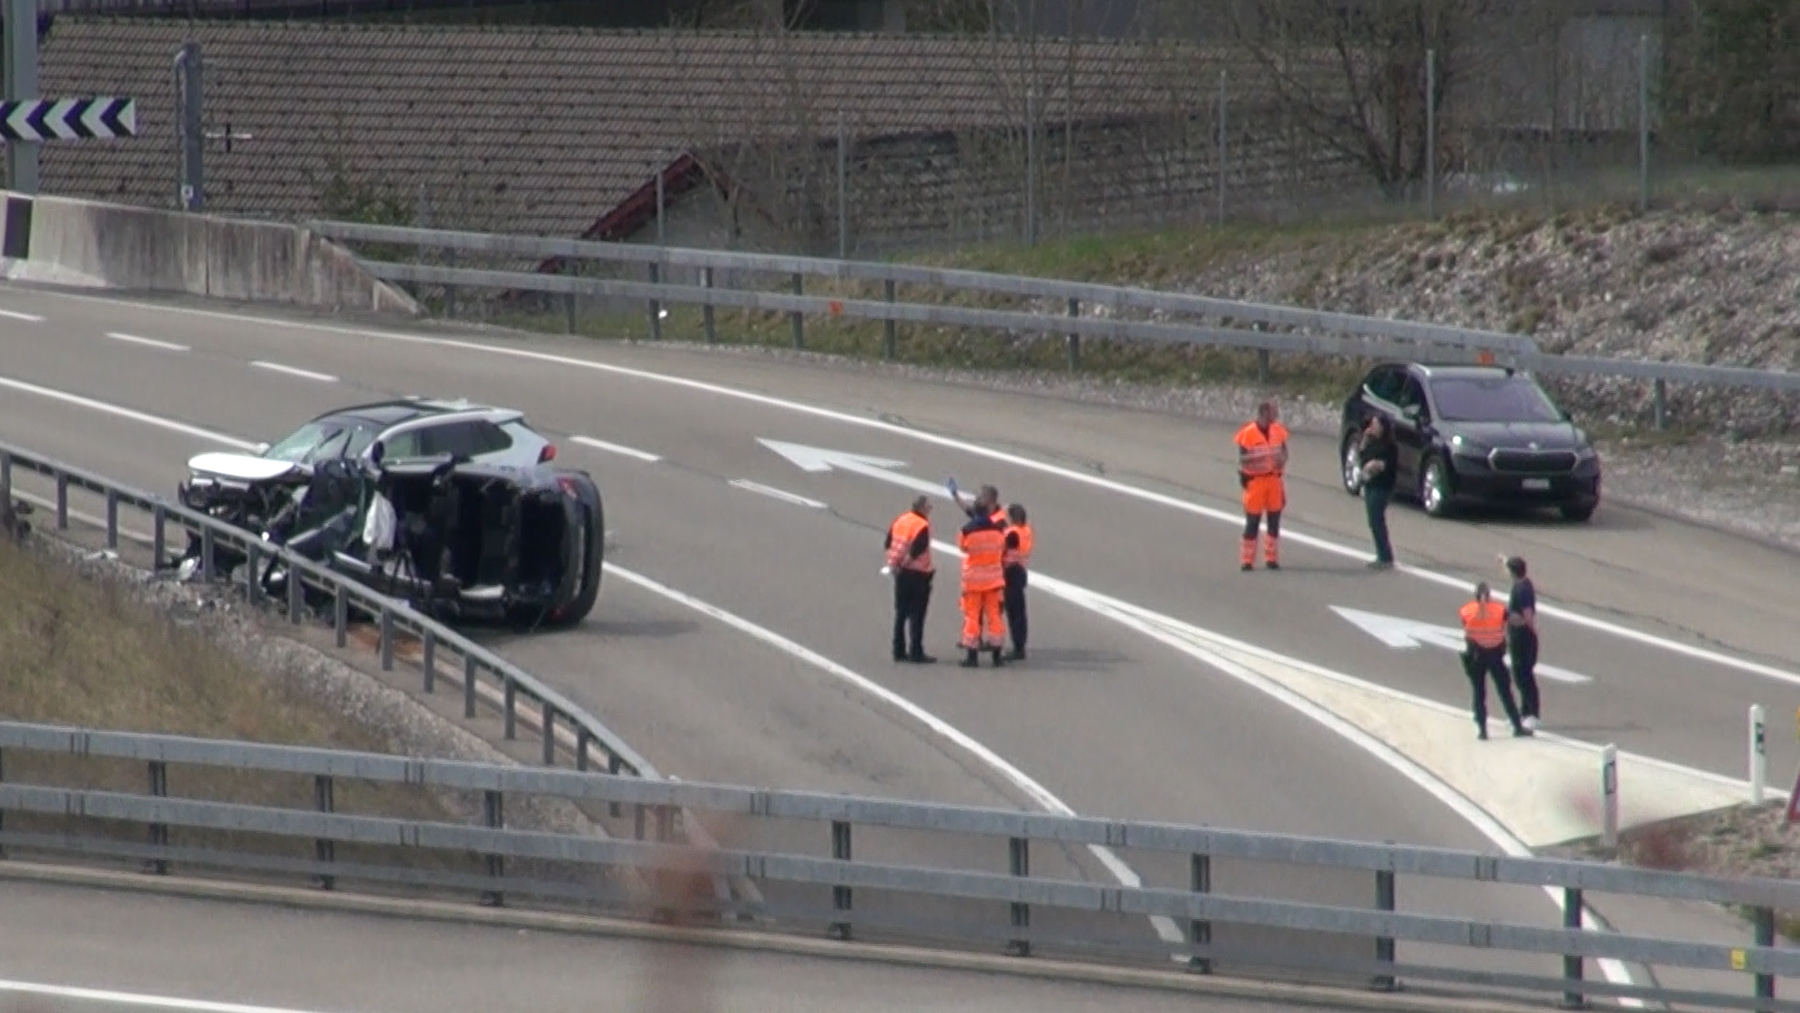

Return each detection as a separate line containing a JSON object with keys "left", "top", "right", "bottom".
{"left": 1, "top": 283, "right": 1794, "bottom": 998}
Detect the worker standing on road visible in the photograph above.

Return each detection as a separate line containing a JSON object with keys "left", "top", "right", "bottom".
{"left": 1500, "top": 554, "right": 1541, "bottom": 729}
{"left": 883, "top": 496, "right": 936, "bottom": 664}
{"left": 1235, "top": 399, "right": 1290, "bottom": 571}
{"left": 1001, "top": 502, "right": 1032, "bottom": 661}
{"left": 957, "top": 491, "right": 1009, "bottom": 668}
{"left": 1460, "top": 582, "right": 1532, "bottom": 740}
{"left": 1356, "top": 415, "right": 1399, "bottom": 570}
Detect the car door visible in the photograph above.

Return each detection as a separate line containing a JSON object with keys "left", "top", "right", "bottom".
{"left": 1391, "top": 374, "right": 1431, "bottom": 490}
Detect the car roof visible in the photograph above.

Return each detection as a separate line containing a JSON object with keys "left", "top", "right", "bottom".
{"left": 309, "top": 397, "right": 523, "bottom": 428}
{"left": 1385, "top": 362, "right": 1525, "bottom": 382}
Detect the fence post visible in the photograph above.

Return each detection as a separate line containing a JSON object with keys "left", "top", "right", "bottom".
{"left": 378, "top": 606, "right": 394, "bottom": 672}
{"left": 333, "top": 582, "right": 347, "bottom": 648}
{"left": 147, "top": 760, "right": 169, "bottom": 875}
{"left": 1216, "top": 70, "right": 1227, "bottom": 227}
{"left": 243, "top": 540, "right": 260, "bottom": 606}
{"left": 287, "top": 557, "right": 303, "bottom": 623}
{"left": 1751, "top": 704, "right": 1767, "bottom": 805}
{"left": 463, "top": 655, "right": 478, "bottom": 719}
{"left": 563, "top": 292, "right": 576, "bottom": 335}
{"left": 104, "top": 489, "right": 118, "bottom": 550}
{"left": 576, "top": 730, "right": 591, "bottom": 772}
{"left": 648, "top": 262, "right": 663, "bottom": 341}
{"left": 1754, "top": 906, "right": 1776, "bottom": 1006}
{"left": 1372, "top": 862, "right": 1397, "bottom": 990}
{"left": 791, "top": 273, "right": 804, "bottom": 349}
{"left": 541, "top": 702, "right": 556, "bottom": 766}
{"left": 480, "top": 789, "right": 504, "bottom": 907}
{"left": 0, "top": 450, "right": 10, "bottom": 504}
{"left": 1561, "top": 887, "right": 1586, "bottom": 1008}
{"left": 1426, "top": 48, "right": 1437, "bottom": 220}
{"left": 1638, "top": 32, "right": 1650, "bottom": 213}
{"left": 444, "top": 247, "right": 458, "bottom": 318}
{"left": 1188, "top": 851, "right": 1212, "bottom": 974}
{"left": 1066, "top": 298, "right": 1080, "bottom": 371}
{"left": 1652, "top": 379, "right": 1667, "bottom": 431}
{"left": 837, "top": 110, "right": 849, "bottom": 260}
{"left": 54, "top": 471, "right": 66, "bottom": 529}
{"left": 1007, "top": 836, "right": 1030, "bottom": 957}
{"left": 1024, "top": 87, "right": 1037, "bottom": 246}
{"left": 0, "top": 745, "right": 7, "bottom": 860}
{"left": 503, "top": 675, "right": 517, "bottom": 739}
{"left": 151, "top": 502, "right": 166, "bottom": 572}
{"left": 828, "top": 819, "right": 853, "bottom": 940}
{"left": 608, "top": 753, "right": 623, "bottom": 818}
{"left": 314, "top": 774, "right": 336, "bottom": 891}
{"left": 421, "top": 629, "right": 436, "bottom": 693}
{"left": 883, "top": 279, "right": 897, "bottom": 359}
{"left": 1601, "top": 744, "right": 1620, "bottom": 848}
{"left": 200, "top": 524, "right": 215, "bottom": 581}
{"left": 702, "top": 267, "right": 717, "bottom": 343}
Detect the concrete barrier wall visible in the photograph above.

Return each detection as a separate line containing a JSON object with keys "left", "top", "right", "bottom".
{"left": 0, "top": 190, "right": 420, "bottom": 316}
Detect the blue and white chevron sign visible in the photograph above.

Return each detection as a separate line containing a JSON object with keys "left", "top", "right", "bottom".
{"left": 0, "top": 97, "right": 137, "bottom": 141}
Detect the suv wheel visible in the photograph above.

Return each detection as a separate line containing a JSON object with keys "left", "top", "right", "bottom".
{"left": 1340, "top": 432, "right": 1363, "bottom": 496}
{"left": 1420, "top": 455, "right": 1453, "bottom": 517}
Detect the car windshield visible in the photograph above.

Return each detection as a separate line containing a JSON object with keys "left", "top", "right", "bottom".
{"left": 1431, "top": 376, "right": 1564, "bottom": 423}
{"left": 263, "top": 419, "right": 379, "bottom": 464}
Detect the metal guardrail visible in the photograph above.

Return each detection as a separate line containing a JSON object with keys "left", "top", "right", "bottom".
{"left": 307, "top": 221, "right": 1800, "bottom": 404}
{"left": 0, "top": 718, "right": 1794, "bottom": 1013}
{"left": 0, "top": 440, "right": 653, "bottom": 782}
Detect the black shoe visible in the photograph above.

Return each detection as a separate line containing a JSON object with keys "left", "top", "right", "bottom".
{"left": 1478, "top": 725, "right": 1489, "bottom": 740}
{"left": 893, "top": 653, "right": 907, "bottom": 663}
{"left": 1006, "top": 648, "right": 1025, "bottom": 661}
{"left": 960, "top": 650, "right": 979, "bottom": 668}
{"left": 1241, "top": 563, "right": 1253, "bottom": 572}
{"left": 990, "top": 648, "right": 1005, "bottom": 667}
{"left": 1513, "top": 725, "right": 1534, "bottom": 738}
{"left": 910, "top": 653, "right": 937, "bottom": 664}
{"left": 1265, "top": 561, "right": 1280, "bottom": 570}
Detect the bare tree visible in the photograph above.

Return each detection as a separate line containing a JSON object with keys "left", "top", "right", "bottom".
{"left": 1228, "top": 0, "right": 1496, "bottom": 200}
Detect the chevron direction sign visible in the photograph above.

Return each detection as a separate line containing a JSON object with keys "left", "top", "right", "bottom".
{"left": 0, "top": 98, "right": 137, "bottom": 142}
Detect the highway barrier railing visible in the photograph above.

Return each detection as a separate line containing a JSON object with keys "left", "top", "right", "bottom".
{"left": 308, "top": 221, "right": 1800, "bottom": 426}
{"left": 0, "top": 718, "right": 1795, "bottom": 1013}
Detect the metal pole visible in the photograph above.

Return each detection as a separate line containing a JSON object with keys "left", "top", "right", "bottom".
{"left": 1024, "top": 88, "right": 1036, "bottom": 246}
{"left": 1426, "top": 49, "right": 1436, "bottom": 219}
{"left": 1216, "top": 71, "right": 1227, "bottom": 227}
{"left": 837, "top": 110, "right": 848, "bottom": 259}
{"left": 1601, "top": 744, "right": 1619, "bottom": 848}
{"left": 1638, "top": 32, "right": 1649, "bottom": 213}
{"left": 654, "top": 158, "right": 665, "bottom": 244}
{"left": 4, "top": 0, "right": 39, "bottom": 194}
{"left": 1751, "top": 704, "right": 1767, "bottom": 805}
{"left": 175, "top": 41, "right": 204, "bottom": 211}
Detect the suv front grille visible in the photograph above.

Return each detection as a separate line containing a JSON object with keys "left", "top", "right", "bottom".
{"left": 1488, "top": 448, "right": 1578, "bottom": 473}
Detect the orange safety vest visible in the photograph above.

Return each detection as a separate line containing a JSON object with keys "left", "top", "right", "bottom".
{"left": 885, "top": 510, "right": 933, "bottom": 573}
{"left": 1460, "top": 600, "right": 1507, "bottom": 649}
{"left": 959, "top": 523, "right": 1007, "bottom": 592}
{"left": 1235, "top": 421, "right": 1289, "bottom": 479}
{"left": 1003, "top": 521, "right": 1033, "bottom": 569}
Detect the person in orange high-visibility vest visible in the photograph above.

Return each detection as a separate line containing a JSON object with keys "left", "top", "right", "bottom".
{"left": 883, "top": 495, "right": 936, "bottom": 664}
{"left": 1459, "top": 581, "right": 1531, "bottom": 740}
{"left": 1001, "top": 502, "right": 1033, "bottom": 661}
{"left": 1234, "top": 399, "right": 1290, "bottom": 571}
{"left": 957, "top": 495, "right": 1009, "bottom": 668}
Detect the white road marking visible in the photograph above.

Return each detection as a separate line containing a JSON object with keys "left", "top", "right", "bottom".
{"left": 1332, "top": 605, "right": 1593, "bottom": 684}
{"left": 107, "top": 331, "right": 189, "bottom": 352}
{"left": 250, "top": 360, "right": 337, "bottom": 383}
{"left": 600, "top": 561, "right": 1185, "bottom": 947}
{"left": 0, "top": 977, "right": 338, "bottom": 1013}
{"left": 7, "top": 487, "right": 155, "bottom": 545}
{"left": 728, "top": 478, "right": 827, "bottom": 510}
{"left": 0, "top": 307, "right": 43, "bottom": 322}
{"left": 570, "top": 434, "right": 661, "bottom": 462}
{"left": 0, "top": 374, "right": 260, "bottom": 450}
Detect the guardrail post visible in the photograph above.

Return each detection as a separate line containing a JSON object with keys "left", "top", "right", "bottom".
{"left": 648, "top": 262, "right": 663, "bottom": 341}
{"left": 1257, "top": 348, "right": 1271, "bottom": 384}
{"left": 0, "top": 451, "right": 10, "bottom": 504}
{"left": 608, "top": 753, "right": 623, "bottom": 818}
{"left": 541, "top": 702, "right": 556, "bottom": 765}
{"left": 1007, "top": 836, "right": 1030, "bottom": 957}
{"left": 147, "top": 760, "right": 169, "bottom": 875}
{"left": 1188, "top": 852, "right": 1212, "bottom": 974}
{"left": 791, "top": 273, "right": 804, "bottom": 349}
{"left": 1602, "top": 743, "right": 1619, "bottom": 848}
{"left": 54, "top": 472, "right": 67, "bottom": 530}
{"left": 575, "top": 730, "right": 590, "bottom": 771}
{"left": 829, "top": 819, "right": 853, "bottom": 941}
{"left": 1066, "top": 297, "right": 1080, "bottom": 370}
{"left": 1755, "top": 906, "right": 1776, "bottom": 1007}
{"left": 243, "top": 541, "right": 260, "bottom": 605}
{"left": 104, "top": 489, "right": 118, "bottom": 550}
{"left": 480, "top": 789, "right": 504, "bottom": 907}
{"left": 444, "top": 247, "right": 458, "bottom": 318}
{"left": 503, "top": 675, "right": 517, "bottom": 739}
{"left": 333, "top": 583, "right": 347, "bottom": 648}
{"left": 563, "top": 292, "right": 576, "bottom": 335}
{"left": 883, "top": 279, "right": 897, "bottom": 359}
{"left": 1371, "top": 864, "right": 1397, "bottom": 991}
{"left": 200, "top": 525, "right": 215, "bottom": 581}
{"left": 287, "top": 558, "right": 304, "bottom": 623}
{"left": 314, "top": 774, "right": 336, "bottom": 891}
{"left": 701, "top": 267, "right": 717, "bottom": 343}
{"left": 1651, "top": 379, "right": 1667, "bottom": 431}
{"left": 1561, "top": 887, "right": 1586, "bottom": 1008}
{"left": 463, "top": 656, "right": 478, "bottom": 719}
{"left": 0, "top": 745, "right": 7, "bottom": 860}
{"left": 421, "top": 630, "right": 436, "bottom": 693}
{"left": 378, "top": 607, "right": 394, "bottom": 672}
{"left": 151, "top": 503, "right": 166, "bottom": 571}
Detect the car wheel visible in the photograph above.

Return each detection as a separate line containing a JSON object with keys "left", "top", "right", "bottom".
{"left": 1560, "top": 500, "right": 1597, "bottom": 522}
{"left": 1340, "top": 433, "right": 1363, "bottom": 496}
{"left": 1420, "top": 455, "right": 1453, "bottom": 517}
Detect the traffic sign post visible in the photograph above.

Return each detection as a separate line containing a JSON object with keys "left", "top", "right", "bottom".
{"left": 3, "top": 0, "right": 38, "bottom": 191}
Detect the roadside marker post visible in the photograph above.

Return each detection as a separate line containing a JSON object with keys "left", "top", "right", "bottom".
{"left": 1601, "top": 744, "right": 1619, "bottom": 848}
{"left": 1751, "top": 704, "right": 1766, "bottom": 804}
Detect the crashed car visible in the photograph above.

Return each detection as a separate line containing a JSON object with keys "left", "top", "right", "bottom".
{"left": 174, "top": 401, "right": 603, "bottom": 629}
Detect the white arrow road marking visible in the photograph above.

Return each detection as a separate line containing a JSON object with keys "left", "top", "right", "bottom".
{"left": 1332, "top": 606, "right": 1593, "bottom": 684}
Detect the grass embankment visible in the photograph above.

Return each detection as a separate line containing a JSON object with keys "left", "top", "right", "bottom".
{"left": 0, "top": 534, "right": 476, "bottom": 883}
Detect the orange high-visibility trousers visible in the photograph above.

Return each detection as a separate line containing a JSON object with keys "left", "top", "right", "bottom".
{"left": 960, "top": 588, "right": 1006, "bottom": 649}
{"left": 1242, "top": 475, "right": 1285, "bottom": 515}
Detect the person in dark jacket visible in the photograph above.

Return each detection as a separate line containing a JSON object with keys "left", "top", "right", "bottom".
{"left": 1357, "top": 415, "right": 1399, "bottom": 569}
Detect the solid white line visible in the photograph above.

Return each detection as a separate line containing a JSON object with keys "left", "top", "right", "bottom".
{"left": 250, "top": 360, "right": 337, "bottom": 383}
{"left": 66, "top": 298, "right": 1775, "bottom": 683}
{"left": 107, "top": 331, "right": 189, "bottom": 352}
{"left": 570, "top": 434, "right": 661, "bottom": 462}
{"left": 0, "top": 977, "right": 339, "bottom": 1013}
{"left": 0, "top": 307, "right": 43, "bottom": 322}
{"left": 601, "top": 560, "right": 1185, "bottom": 947}
{"left": 0, "top": 374, "right": 260, "bottom": 450}
{"left": 728, "top": 478, "right": 827, "bottom": 510}
{"left": 8, "top": 488, "right": 155, "bottom": 545}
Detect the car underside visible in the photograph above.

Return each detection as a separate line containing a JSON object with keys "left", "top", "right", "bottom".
{"left": 176, "top": 452, "right": 602, "bottom": 629}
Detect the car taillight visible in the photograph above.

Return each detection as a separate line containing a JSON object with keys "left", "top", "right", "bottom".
{"left": 539, "top": 444, "right": 557, "bottom": 462}
{"left": 556, "top": 475, "right": 580, "bottom": 498}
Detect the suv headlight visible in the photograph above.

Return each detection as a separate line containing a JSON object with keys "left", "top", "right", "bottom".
{"left": 1449, "top": 435, "right": 1487, "bottom": 457}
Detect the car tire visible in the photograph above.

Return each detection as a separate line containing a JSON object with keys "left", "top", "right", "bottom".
{"left": 543, "top": 496, "right": 604, "bottom": 629}
{"left": 1340, "top": 432, "right": 1364, "bottom": 496}
{"left": 1420, "top": 455, "right": 1454, "bottom": 518}
{"left": 1560, "top": 500, "right": 1597, "bottom": 522}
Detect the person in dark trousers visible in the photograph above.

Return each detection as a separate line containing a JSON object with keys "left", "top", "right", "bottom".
{"left": 1500, "top": 554, "right": 1541, "bottom": 728}
{"left": 883, "top": 496, "right": 936, "bottom": 664}
{"left": 1460, "top": 581, "right": 1532, "bottom": 740}
{"left": 1001, "top": 503, "right": 1033, "bottom": 660}
{"left": 1356, "top": 415, "right": 1399, "bottom": 569}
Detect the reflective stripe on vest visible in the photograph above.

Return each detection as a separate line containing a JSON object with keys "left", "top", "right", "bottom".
{"left": 887, "top": 511, "right": 932, "bottom": 572}
{"left": 1235, "top": 421, "right": 1289, "bottom": 478}
{"left": 960, "top": 526, "right": 1006, "bottom": 590}
{"left": 1460, "top": 600, "right": 1507, "bottom": 648}
{"left": 1003, "top": 522, "right": 1034, "bottom": 568}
